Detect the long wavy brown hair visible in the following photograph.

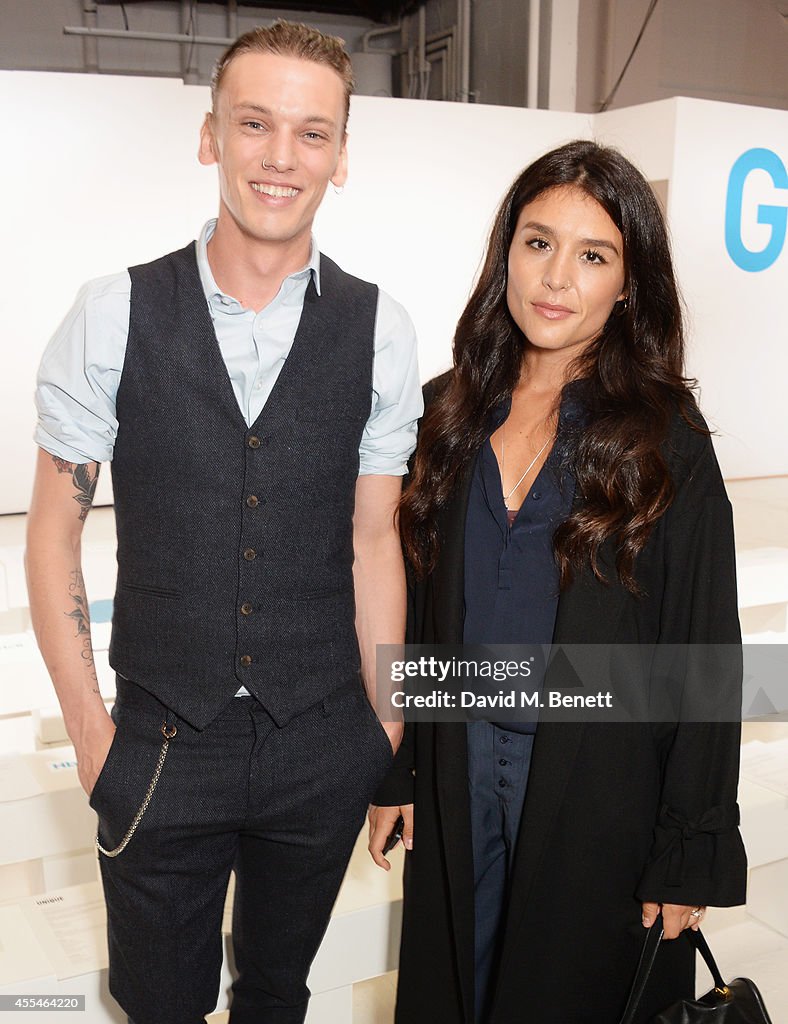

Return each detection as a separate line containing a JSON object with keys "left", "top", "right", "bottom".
{"left": 400, "top": 140, "right": 700, "bottom": 593}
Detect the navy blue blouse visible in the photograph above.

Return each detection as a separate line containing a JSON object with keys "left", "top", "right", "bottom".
{"left": 463, "top": 398, "right": 579, "bottom": 731}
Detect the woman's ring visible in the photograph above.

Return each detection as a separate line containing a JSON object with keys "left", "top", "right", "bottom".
{"left": 690, "top": 908, "right": 703, "bottom": 918}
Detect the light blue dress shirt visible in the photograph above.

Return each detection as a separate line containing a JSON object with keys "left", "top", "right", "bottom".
{"left": 35, "top": 220, "right": 422, "bottom": 474}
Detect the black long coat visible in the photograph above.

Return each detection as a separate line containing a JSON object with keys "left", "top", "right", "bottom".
{"left": 380, "top": 406, "right": 747, "bottom": 1024}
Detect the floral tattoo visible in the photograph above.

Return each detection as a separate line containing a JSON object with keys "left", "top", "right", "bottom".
{"left": 66, "top": 570, "right": 99, "bottom": 694}
{"left": 52, "top": 456, "right": 99, "bottom": 522}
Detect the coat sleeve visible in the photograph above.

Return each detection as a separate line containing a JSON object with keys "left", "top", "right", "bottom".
{"left": 635, "top": 430, "right": 747, "bottom": 907}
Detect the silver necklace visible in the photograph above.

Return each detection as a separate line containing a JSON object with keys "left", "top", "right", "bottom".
{"left": 500, "top": 424, "right": 553, "bottom": 510}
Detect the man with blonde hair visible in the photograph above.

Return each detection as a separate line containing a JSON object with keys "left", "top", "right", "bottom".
{"left": 27, "top": 20, "right": 420, "bottom": 1024}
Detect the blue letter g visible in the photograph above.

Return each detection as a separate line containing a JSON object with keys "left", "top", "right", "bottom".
{"left": 725, "top": 148, "right": 788, "bottom": 272}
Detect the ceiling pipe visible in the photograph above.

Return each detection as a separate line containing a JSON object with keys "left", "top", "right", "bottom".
{"left": 426, "top": 35, "right": 453, "bottom": 102}
{"left": 66, "top": 10, "right": 457, "bottom": 99}
{"left": 358, "top": 19, "right": 402, "bottom": 99}
{"left": 428, "top": 27, "right": 456, "bottom": 100}
{"left": 457, "top": 0, "right": 470, "bottom": 101}
{"left": 417, "top": 5, "right": 428, "bottom": 99}
{"left": 226, "top": 0, "right": 238, "bottom": 40}
{"left": 527, "top": 0, "right": 540, "bottom": 108}
{"left": 181, "top": 0, "right": 199, "bottom": 84}
{"left": 407, "top": 44, "right": 417, "bottom": 97}
{"left": 399, "top": 18, "right": 409, "bottom": 96}
{"left": 361, "top": 22, "right": 402, "bottom": 52}
{"left": 64, "top": 26, "right": 234, "bottom": 46}
{"left": 82, "top": 1, "right": 99, "bottom": 74}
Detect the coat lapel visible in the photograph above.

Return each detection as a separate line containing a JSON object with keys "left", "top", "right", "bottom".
{"left": 430, "top": 461, "right": 473, "bottom": 644}
{"left": 434, "top": 725, "right": 475, "bottom": 1022}
{"left": 431, "top": 460, "right": 476, "bottom": 1021}
{"left": 490, "top": 540, "right": 630, "bottom": 1013}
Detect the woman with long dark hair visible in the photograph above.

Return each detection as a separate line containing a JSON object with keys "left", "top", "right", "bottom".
{"left": 369, "top": 140, "right": 746, "bottom": 1023}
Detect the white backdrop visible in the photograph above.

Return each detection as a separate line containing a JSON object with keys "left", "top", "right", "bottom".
{"left": 1, "top": 71, "right": 786, "bottom": 513}
{"left": 667, "top": 99, "right": 788, "bottom": 475}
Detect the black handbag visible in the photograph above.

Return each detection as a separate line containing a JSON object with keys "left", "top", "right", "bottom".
{"left": 619, "top": 914, "right": 773, "bottom": 1023}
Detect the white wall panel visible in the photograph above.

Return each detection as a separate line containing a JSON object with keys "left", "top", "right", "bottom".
{"left": 594, "top": 98, "right": 677, "bottom": 180}
{"left": 2, "top": 72, "right": 787, "bottom": 514}
{"left": 1, "top": 71, "right": 216, "bottom": 513}
{"left": 668, "top": 99, "right": 788, "bottom": 477}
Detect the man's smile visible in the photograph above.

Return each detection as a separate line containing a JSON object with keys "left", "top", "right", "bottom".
{"left": 250, "top": 182, "right": 299, "bottom": 198}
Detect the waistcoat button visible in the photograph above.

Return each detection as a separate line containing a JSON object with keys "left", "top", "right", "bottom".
{"left": 240, "top": 603, "right": 253, "bottom": 616}
{"left": 246, "top": 495, "right": 259, "bottom": 508}
{"left": 248, "top": 436, "right": 261, "bottom": 449}
{"left": 243, "top": 548, "right": 256, "bottom": 561}
{"left": 240, "top": 655, "right": 252, "bottom": 667}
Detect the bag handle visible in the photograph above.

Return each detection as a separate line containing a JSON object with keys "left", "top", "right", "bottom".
{"left": 618, "top": 915, "right": 664, "bottom": 1024}
{"left": 688, "top": 927, "right": 727, "bottom": 993}
{"left": 618, "top": 913, "right": 728, "bottom": 1024}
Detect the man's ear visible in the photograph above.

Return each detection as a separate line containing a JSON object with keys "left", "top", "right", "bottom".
{"left": 331, "top": 133, "right": 349, "bottom": 189}
{"left": 198, "top": 113, "right": 218, "bottom": 167}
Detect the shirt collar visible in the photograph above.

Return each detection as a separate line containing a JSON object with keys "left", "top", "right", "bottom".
{"left": 195, "top": 219, "right": 322, "bottom": 312}
{"left": 488, "top": 384, "right": 588, "bottom": 433}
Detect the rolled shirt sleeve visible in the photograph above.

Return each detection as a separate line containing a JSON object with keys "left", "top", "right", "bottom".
{"left": 34, "top": 273, "right": 130, "bottom": 465}
{"left": 359, "top": 290, "right": 422, "bottom": 476}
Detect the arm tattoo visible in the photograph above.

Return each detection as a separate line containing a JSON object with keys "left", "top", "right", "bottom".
{"left": 65, "top": 570, "right": 90, "bottom": 635}
{"left": 66, "top": 570, "right": 100, "bottom": 694}
{"left": 51, "top": 456, "right": 100, "bottom": 522}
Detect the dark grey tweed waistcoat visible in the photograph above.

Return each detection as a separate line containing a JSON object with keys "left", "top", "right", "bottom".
{"left": 109, "top": 242, "right": 378, "bottom": 729}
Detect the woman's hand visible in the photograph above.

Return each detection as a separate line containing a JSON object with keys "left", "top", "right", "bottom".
{"left": 367, "top": 803, "right": 414, "bottom": 869}
{"left": 642, "top": 901, "right": 706, "bottom": 938}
